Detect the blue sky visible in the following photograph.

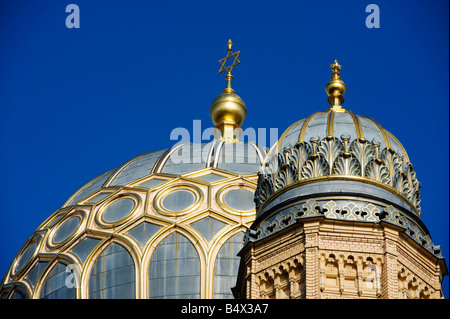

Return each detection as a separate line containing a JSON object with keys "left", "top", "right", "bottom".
{"left": 0, "top": 0, "right": 448, "bottom": 296}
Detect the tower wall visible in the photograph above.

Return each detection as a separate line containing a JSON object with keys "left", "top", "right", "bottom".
{"left": 236, "top": 218, "right": 444, "bottom": 299}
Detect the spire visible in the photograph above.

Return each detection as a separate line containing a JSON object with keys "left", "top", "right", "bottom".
{"left": 218, "top": 39, "right": 241, "bottom": 94}
{"left": 325, "top": 60, "right": 347, "bottom": 111}
{"left": 209, "top": 40, "right": 247, "bottom": 142}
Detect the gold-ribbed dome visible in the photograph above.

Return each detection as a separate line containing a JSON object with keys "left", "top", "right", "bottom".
{"left": 256, "top": 60, "right": 421, "bottom": 218}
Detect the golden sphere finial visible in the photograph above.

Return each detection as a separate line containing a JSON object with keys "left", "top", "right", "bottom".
{"left": 325, "top": 59, "right": 347, "bottom": 110}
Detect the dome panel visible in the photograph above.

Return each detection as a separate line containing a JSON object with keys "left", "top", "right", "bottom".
{"left": 223, "top": 189, "right": 254, "bottom": 212}
{"left": 386, "top": 131, "right": 408, "bottom": 162}
{"left": 14, "top": 242, "right": 38, "bottom": 274}
{"left": 302, "top": 112, "right": 328, "bottom": 142}
{"left": 278, "top": 119, "right": 305, "bottom": 151}
{"left": 160, "top": 144, "right": 208, "bottom": 175}
{"left": 85, "top": 192, "right": 113, "bottom": 204}
{"left": 161, "top": 189, "right": 196, "bottom": 212}
{"left": 25, "top": 261, "right": 48, "bottom": 288}
{"left": 153, "top": 184, "right": 203, "bottom": 217}
{"left": 53, "top": 216, "right": 81, "bottom": 244}
{"left": 332, "top": 111, "right": 358, "bottom": 140}
{"left": 40, "top": 263, "right": 77, "bottom": 299}
{"left": 109, "top": 150, "right": 166, "bottom": 186}
{"left": 195, "top": 173, "right": 226, "bottom": 183}
{"left": 215, "top": 142, "right": 263, "bottom": 174}
{"left": 358, "top": 116, "right": 388, "bottom": 145}
{"left": 70, "top": 238, "right": 101, "bottom": 264}
{"left": 148, "top": 232, "right": 200, "bottom": 299}
{"left": 190, "top": 216, "right": 228, "bottom": 242}
{"left": 66, "top": 169, "right": 115, "bottom": 207}
{"left": 88, "top": 243, "right": 135, "bottom": 299}
{"left": 162, "top": 160, "right": 206, "bottom": 175}
{"left": 136, "top": 178, "right": 167, "bottom": 189}
{"left": 214, "top": 232, "right": 244, "bottom": 299}
{"left": 127, "top": 222, "right": 161, "bottom": 247}
{"left": 11, "top": 290, "right": 26, "bottom": 299}
{"left": 101, "top": 197, "right": 136, "bottom": 224}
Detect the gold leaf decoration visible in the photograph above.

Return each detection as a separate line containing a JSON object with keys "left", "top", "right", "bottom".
{"left": 365, "top": 159, "right": 390, "bottom": 185}
{"left": 331, "top": 154, "right": 361, "bottom": 176}
{"left": 341, "top": 202, "right": 359, "bottom": 220}
{"left": 288, "top": 142, "right": 311, "bottom": 179}
{"left": 323, "top": 200, "right": 340, "bottom": 219}
{"left": 275, "top": 163, "right": 298, "bottom": 191}
{"left": 255, "top": 175, "right": 274, "bottom": 211}
{"left": 301, "top": 156, "right": 329, "bottom": 179}
{"left": 411, "top": 189, "right": 421, "bottom": 215}
{"left": 381, "top": 148, "right": 403, "bottom": 187}
{"left": 361, "top": 203, "right": 379, "bottom": 222}
{"left": 404, "top": 163, "right": 420, "bottom": 196}
{"left": 393, "top": 171, "right": 410, "bottom": 196}
{"left": 301, "top": 199, "right": 321, "bottom": 217}
{"left": 404, "top": 163, "right": 421, "bottom": 214}
{"left": 350, "top": 139, "right": 375, "bottom": 177}
{"left": 317, "top": 137, "right": 344, "bottom": 167}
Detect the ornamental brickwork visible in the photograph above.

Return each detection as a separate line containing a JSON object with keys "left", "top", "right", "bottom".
{"left": 234, "top": 218, "right": 445, "bottom": 299}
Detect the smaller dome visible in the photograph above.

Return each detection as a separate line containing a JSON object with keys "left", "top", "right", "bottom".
{"left": 273, "top": 108, "right": 409, "bottom": 162}
{"left": 255, "top": 61, "right": 420, "bottom": 217}
{"left": 257, "top": 107, "right": 420, "bottom": 215}
{"left": 248, "top": 60, "right": 440, "bottom": 259}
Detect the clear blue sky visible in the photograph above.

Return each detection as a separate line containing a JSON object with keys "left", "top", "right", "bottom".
{"left": 0, "top": 0, "right": 448, "bottom": 296}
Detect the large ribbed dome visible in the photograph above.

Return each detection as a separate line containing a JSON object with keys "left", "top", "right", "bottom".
{"left": 0, "top": 40, "right": 270, "bottom": 299}
{"left": 0, "top": 139, "right": 266, "bottom": 299}
{"left": 64, "top": 140, "right": 265, "bottom": 207}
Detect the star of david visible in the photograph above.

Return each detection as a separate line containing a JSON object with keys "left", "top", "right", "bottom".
{"left": 218, "top": 48, "right": 240, "bottom": 74}
{"left": 330, "top": 60, "right": 342, "bottom": 73}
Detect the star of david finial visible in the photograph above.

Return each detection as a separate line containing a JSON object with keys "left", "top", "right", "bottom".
{"left": 330, "top": 60, "right": 342, "bottom": 74}
{"left": 218, "top": 39, "right": 241, "bottom": 75}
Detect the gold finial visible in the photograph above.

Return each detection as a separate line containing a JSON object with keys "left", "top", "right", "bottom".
{"left": 325, "top": 59, "right": 347, "bottom": 111}
{"left": 209, "top": 40, "right": 247, "bottom": 142}
{"left": 218, "top": 39, "right": 241, "bottom": 94}
{"left": 330, "top": 60, "right": 342, "bottom": 75}
{"left": 227, "top": 39, "right": 233, "bottom": 50}
{"left": 218, "top": 39, "right": 240, "bottom": 74}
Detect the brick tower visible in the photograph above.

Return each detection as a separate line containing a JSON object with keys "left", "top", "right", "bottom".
{"left": 233, "top": 61, "right": 447, "bottom": 299}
